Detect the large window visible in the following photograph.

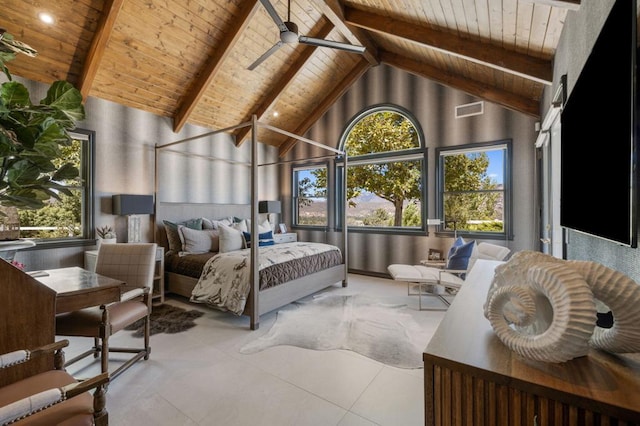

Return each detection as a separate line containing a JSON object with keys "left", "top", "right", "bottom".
{"left": 436, "top": 140, "right": 512, "bottom": 239}
{"left": 17, "top": 129, "right": 94, "bottom": 244}
{"left": 337, "top": 104, "right": 426, "bottom": 232}
{"left": 293, "top": 164, "right": 328, "bottom": 227}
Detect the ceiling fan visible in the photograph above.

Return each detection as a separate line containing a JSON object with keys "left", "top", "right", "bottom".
{"left": 248, "top": 0, "right": 366, "bottom": 70}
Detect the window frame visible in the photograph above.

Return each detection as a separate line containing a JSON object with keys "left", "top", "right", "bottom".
{"left": 292, "top": 162, "right": 330, "bottom": 229}
{"left": 435, "top": 139, "right": 513, "bottom": 241}
{"left": 336, "top": 103, "right": 427, "bottom": 235}
{"left": 20, "top": 128, "right": 96, "bottom": 249}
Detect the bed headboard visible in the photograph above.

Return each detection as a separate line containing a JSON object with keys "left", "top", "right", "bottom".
{"left": 155, "top": 202, "right": 251, "bottom": 251}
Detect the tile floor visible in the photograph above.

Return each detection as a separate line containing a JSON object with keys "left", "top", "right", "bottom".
{"left": 62, "top": 274, "right": 450, "bottom": 426}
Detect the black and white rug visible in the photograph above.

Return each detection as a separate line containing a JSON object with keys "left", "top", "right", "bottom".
{"left": 240, "top": 294, "right": 435, "bottom": 369}
{"left": 125, "top": 304, "right": 205, "bottom": 337}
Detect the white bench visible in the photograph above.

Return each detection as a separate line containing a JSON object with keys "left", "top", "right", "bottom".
{"left": 387, "top": 264, "right": 463, "bottom": 310}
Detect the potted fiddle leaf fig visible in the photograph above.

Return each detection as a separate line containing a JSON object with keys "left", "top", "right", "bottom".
{"left": 0, "top": 29, "right": 84, "bottom": 213}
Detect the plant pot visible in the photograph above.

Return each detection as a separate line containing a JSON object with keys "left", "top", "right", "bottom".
{"left": 97, "top": 238, "right": 117, "bottom": 247}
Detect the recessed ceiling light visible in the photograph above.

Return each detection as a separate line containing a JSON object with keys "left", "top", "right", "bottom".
{"left": 273, "top": 111, "right": 279, "bottom": 117}
{"left": 38, "top": 13, "right": 54, "bottom": 24}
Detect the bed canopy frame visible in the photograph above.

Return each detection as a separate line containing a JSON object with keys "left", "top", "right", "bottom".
{"left": 154, "top": 115, "right": 348, "bottom": 329}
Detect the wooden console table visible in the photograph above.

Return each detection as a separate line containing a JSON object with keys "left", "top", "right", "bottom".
{"left": 423, "top": 260, "right": 640, "bottom": 425}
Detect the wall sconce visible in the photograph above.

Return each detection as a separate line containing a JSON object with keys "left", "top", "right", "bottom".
{"left": 258, "top": 200, "right": 281, "bottom": 231}
{"left": 112, "top": 194, "right": 154, "bottom": 243}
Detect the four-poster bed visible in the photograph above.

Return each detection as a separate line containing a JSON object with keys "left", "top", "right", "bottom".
{"left": 154, "top": 116, "right": 348, "bottom": 329}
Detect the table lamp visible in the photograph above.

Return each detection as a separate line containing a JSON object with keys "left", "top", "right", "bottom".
{"left": 112, "top": 194, "right": 154, "bottom": 243}
{"left": 258, "top": 200, "right": 281, "bottom": 231}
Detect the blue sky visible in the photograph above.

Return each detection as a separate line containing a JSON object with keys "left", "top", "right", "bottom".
{"left": 485, "top": 150, "right": 504, "bottom": 184}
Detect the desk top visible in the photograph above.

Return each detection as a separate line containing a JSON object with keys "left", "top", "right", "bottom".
{"left": 34, "top": 267, "right": 124, "bottom": 313}
{"left": 35, "top": 266, "right": 123, "bottom": 295}
{"left": 424, "top": 260, "right": 640, "bottom": 421}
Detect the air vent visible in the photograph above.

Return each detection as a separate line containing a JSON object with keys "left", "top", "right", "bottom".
{"left": 455, "top": 101, "right": 484, "bottom": 118}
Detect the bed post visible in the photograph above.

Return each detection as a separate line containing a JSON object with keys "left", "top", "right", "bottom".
{"left": 342, "top": 153, "right": 348, "bottom": 287}
{"left": 250, "top": 114, "right": 260, "bottom": 330}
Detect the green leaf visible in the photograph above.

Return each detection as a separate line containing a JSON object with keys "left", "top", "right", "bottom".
{"left": 0, "top": 82, "right": 31, "bottom": 107}
{"left": 52, "top": 163, "right": 79, "bottom": 181}
{"left": 6, "top": 160, "right": 41, "bottom": 185}
{"left": 41, "top": 81, "right": 85, "bottom": 123}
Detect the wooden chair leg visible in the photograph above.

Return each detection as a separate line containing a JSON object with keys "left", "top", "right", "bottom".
{"left": 100, "top": 308, "right": 110, "bottom": 374}
{"left": 143, "top": 314, "right": 151, "bottom": 360}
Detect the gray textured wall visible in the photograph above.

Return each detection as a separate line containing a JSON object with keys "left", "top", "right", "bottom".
{"left": 285, "top": 64, "right": 539, "bottom": 275}
{"left": 546, "top": 0, "right": 640, "bottom": 282}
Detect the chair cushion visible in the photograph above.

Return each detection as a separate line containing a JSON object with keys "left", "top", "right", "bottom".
{"left": 0, "top": 370, "right": 93, "bottom": 426}
{"left": 446, "top": 239, "right": 476, "bottom": 270}
{"left": 388, "top": 264, "right": 440, "bottom": 282}
{"left": 387, "top": 264, "right": 464, "bottom": 289}
{"left": 56, "top": 301, "right": 149, "bottom": 336}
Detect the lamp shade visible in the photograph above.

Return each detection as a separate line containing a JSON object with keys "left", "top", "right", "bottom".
{"left": 258, "top": 200, "right": 281, "bottom": 214}
{"left": 112, "top": 194, "right": 154, "bottom": 215}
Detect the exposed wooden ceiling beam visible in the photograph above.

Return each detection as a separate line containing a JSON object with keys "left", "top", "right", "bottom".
{"left": 279, "top": 58, "right": 371, "bottom": 157}
{"left": 381, "top": 51, "right": 540, "bottom": 118}
{"left": 77, "top": 0, "right": 124, "bottom": 101}
{"left": 172, "top": 0, "right": 260, "bottom": 133}
{"left": 235, "top": 21, "right": 335, "bottom": 147}
{"left": 520, "top": 0, "right": 580, "bottom": 10}
{"left": 310, "top": 0, "right": 379, "bottom": 65}
{"left": 344, "top": 6, "right": 552, "bottom": 85}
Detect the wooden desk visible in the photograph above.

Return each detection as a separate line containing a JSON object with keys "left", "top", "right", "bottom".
{"left": 34, "top": 267, "right": 125, "bottom": 314}
{"left": 423, "top": 260, "right": 640, "bottom": 425}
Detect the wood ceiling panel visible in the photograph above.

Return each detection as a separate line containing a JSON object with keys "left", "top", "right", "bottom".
{"left": 3, "top": 0, "right": 570, "bottom": 143}
{"left": 2, "top": 0, "right": 101, "bottom": 84}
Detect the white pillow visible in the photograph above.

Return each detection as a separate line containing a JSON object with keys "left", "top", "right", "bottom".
{"left": 178, "top": 226, "right": 219, "bottom": 253}
{"left": 219, "top": 225, "right": 246, "bottom": 253}
{"left": 232, "top": 219, "right": 248, "bottom": 233}
{"left": 245, "top": 219, "right": 272, "bottom": 233}
{"left": 202, "top": 216, "right": 233, "bottom": 230}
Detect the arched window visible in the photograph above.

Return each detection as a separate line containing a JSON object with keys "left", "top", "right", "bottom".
{"left": 337, "top": 104, "right": 426, "bottom": 232}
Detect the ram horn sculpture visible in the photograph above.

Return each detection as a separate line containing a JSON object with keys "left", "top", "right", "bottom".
{"left": 484, "top": 251, "right": 640, "bottom": 363}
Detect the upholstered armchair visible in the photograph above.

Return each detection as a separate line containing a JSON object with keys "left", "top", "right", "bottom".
{"left": 0, "top": 340, "right": 108, "bottom": 426}
{"left": 56, "top": 243, "right": 157, "bottom": 380}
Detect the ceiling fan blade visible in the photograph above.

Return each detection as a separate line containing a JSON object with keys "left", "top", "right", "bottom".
{"left": 258, "top": 0, "right": 288, "bottom": 33}
{"left": 298, "top": 36, "right": 366, "bottom": 54}
{"left": 248, "top": 41, "right": 284, "bottom": 70}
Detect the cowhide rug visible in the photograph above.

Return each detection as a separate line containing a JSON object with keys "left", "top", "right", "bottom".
{"left": 240, "top": 294, "right": 436, "bottom": 369}
{"left": 125, "top": 304, "right": 204, "bottom": 337}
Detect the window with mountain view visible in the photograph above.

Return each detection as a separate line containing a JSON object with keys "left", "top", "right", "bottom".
{"left": 436, "top": 141, "right": 512, "bottom": 239}
{"left": 293, "top": 164, "right": 328, "bottom": 226}
{"left": 337, "top": 104, "right": 426, "bottom": 231}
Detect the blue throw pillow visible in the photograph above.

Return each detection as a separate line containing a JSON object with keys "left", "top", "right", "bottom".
{"left": 243, "top": 231, "right": 274, "bottom": 247}
{"left": 446, "top": 240, "right": 475, "bottom": 271}
{"left": 446, "top": 236, "right": 465, "bottom": 260}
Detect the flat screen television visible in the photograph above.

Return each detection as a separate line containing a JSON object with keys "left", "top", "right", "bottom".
{"left": 560, "top": 0, "right": 638, "bottom": 247}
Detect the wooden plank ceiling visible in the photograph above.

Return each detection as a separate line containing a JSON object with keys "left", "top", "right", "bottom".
{"left": 1, "top": 0, "right": 576, "bottom": 155}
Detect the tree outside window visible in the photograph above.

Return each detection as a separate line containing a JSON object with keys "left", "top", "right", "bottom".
{"left": 293, "top": 165, "right": 327, "bottom": 226}
{"left": 18, "top": 130, "right": 93, "bottom": 241}
{"left": 338, "top": 105, "right": 426, "bottom": 231}
{"left": 437, "top": 141, "right": 511, "bottom": 238}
